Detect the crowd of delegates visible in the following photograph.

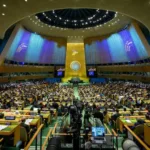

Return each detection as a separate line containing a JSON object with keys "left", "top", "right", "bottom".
{"left": 78, "top": 82, "right": 150, "bottom": 131}
{"left": 79, "top": 82, "right": 150, "bottom": 110}
{"left": 0, "top": 81, "right": 75, "bottom": 111}
{"left": 32, "top": 84, "right": 75, "bottom": 113}
{"left": 1, "top": 80, "right": 150, "bottom": 139}
{"left": 0, "top": 81, "right": 75, "bottom": 147}
{"left": 0, "top": 81, "right": 49, "bottom": 109}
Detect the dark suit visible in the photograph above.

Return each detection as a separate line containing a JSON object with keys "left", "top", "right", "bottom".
{"left": 93, "top": 111, "right": 104, "bottom": 123}
{"left": 21, "top": 122, "right": 30, "bottom": 133}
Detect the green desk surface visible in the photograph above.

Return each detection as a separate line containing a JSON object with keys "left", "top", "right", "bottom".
{"left": 31, "top": 119, "right": 38, "bottom": 124}
{"left": 121, "top": 118, "right": 137, "bottom": 124}
{"left": 1, "top": 125, "right": 18, "bottom": 132}
{"left": 41, "top": 114, "right": 49, "bottom": 118}
{"left": 24, "top": 105, "right": 32, "bottom": 110}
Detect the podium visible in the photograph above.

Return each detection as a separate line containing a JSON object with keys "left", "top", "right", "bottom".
{"left": 68, "top": 77, "right": 83, "bottom": 86}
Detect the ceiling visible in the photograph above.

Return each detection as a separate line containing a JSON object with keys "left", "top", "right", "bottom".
{"left": 35, "top": 8, "right": 116, "bottom": 29}
{"left": 0, "top": 0, "right": 149, "bottom": 39}
{"left": 21, "top": 12, "right": 131, "bottom": 38}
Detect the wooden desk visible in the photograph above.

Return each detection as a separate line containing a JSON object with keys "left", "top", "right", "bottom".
{"left": 24, "top": 106, "right": 33, "bottom": 110}
{"left": 26, "top": 118, "right": 40, "bottom": 128}
{"left": 41, "top": 113, "right": 50, "bottom": 124}
{"left": 0, "top": 117, "right": 40, "bottom": 128}
{"left": 30, "top": 118, "right": 40, "bottom": 128}
{"left": 119, "top": 117, "right": 150, "bottom": 132}
{"left": 42, "top": 109, "right": 57, "bottom": 120}
{"left": 2, "top": 109, "right": 51, "bottom": 125}
{"left": 144, "top": 123, "right": 150, "bottom": 146}
{"left": 108, "top": 110, "right": 147, "bottom": 119}
{"left": 0, "top": 124, "right": 20, "bottom": 146}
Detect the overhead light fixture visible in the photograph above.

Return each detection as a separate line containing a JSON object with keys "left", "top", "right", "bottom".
{"left": 2, "top": 13, "right": 5, "bottom": 16}
{"left": 3, "top": 4, "right": 6, "bottom": 7}
{"left": 25, "top": 0, "right": 28, "bottom": 2}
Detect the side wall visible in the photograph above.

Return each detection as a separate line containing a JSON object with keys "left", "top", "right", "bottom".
{"left": 84, "top": 22, "right": 150, "bottom": 64}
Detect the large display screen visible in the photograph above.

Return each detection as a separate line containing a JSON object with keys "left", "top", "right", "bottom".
{"left": 87, "top": 67, "right": 97, "bottom": 77}
{"left": 85, "top": 24, "right": 149, "bottom": 64}
{"left": 5, "top": 27, "right": 66, "bottom": 64}
{"left": 55, "top": 67, "right": 65, "bottom": 78}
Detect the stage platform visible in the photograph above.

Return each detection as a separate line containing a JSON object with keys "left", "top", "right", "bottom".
{"left": 60, "top": 82, "right": 90, "bottom": 86}
{"left": 62, "top": 77, "right": 89, "bottom": 83}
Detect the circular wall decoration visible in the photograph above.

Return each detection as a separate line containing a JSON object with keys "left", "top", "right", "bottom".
{"left": 70, "top": 61, "right": 81, "bottom": 71}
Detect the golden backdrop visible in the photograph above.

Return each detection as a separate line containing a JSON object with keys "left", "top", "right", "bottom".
{"left": 65, "top": 43, "right": 87, "bottom": 78}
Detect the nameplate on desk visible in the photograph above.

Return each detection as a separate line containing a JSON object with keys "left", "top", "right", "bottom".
{"left": 0, "top": 125, "right": 8, "bottom": 131}
{"left": 126, "top": 120, "right": 131, "bottom": 123}
{"left": 25, "top": 119, "right": 33, "bottom": 125}
{"left": 5, "top": 116, "right": 16, "bottom": 120}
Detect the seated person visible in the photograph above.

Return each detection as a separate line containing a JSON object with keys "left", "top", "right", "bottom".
{"left": 0, "top": 113, "right": 4, "bottom": 119}
{"left": 57, "top": 106, "right": 62, "bottom": 116}
{"left": 131, "top": 119, "right": 145, "bottom": 130}
{"left": 145, "top": 109, "right": 150, "bottom": 120}
{"left": 103, "top": 110, "right": 109, "bottom": 124}
{"left": 52, "top": 102, "right": 59, "bottom": 111}
{"left": 37, "top": 109, "right": 44, "bottom": 124}
{"left": 111, "top": 109, "right": 120, "bottom": 121}
{"left": 123, "top": 107, "right": 127, "bottom": 112}
{"left": 130, "top": 110, "right": 134, "bottom": 116}
{"left": 84, "top": 110, "right": 91, "bottom": 125}
{"left": 93, "top": 108, "right": 104, "bottom": 123}
{"left": 20, "top": 118, "right": 30, "bottom": 133}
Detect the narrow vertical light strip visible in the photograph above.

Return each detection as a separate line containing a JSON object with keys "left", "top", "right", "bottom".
{"left": 25, "top": 33, "right": 44, "bottom": 63}
{"left": 6, "top": 27, "right": 24, "bottom": 60}
{"left": 89, "top": 43, "right": 94, "bottom": 64}
{"left": 132, "top": 22, "right": 150, "bottom": 57}
{"left": 85, "top": 44, "right": 89, "bottom": 64}
{"left": 95, "top": 41, "right": 102, "bottom": 64}
{"left": 13, "top": 30, "right": 31, "bottom": 62}
{"left": 39, "top": 40, "right": 55, "bottom": 64}
{"left": 119, "top": 29, "right": 140, "bottom": 62}
{"left": 107, "top": 33, "right": 128, "bottom": 63}
{"left": 129, "top": 25, "right": 148, "bottom": 59}
{"left": 85, "top": 43, "right": 93, "bottom": 64}
{"left": 53, "top": 43, "right": 66, "bottom": 64}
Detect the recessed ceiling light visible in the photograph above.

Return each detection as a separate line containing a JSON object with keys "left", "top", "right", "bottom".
{"left": 2, "top": 13, "right": 5, "bottom": 16}
{"left": 3, "top": 4, "right": 6, "bottom": 7}
{"left": 25, "top": 0, "right": 28, "bottom": 2}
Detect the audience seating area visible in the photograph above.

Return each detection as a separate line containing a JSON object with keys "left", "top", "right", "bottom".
{"left": 0, "top": 81, "right": 150, "bottom": 149}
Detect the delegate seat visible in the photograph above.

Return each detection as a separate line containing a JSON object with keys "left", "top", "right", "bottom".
{"left": 133, "top": 124, "right": 144, "bottom": 139}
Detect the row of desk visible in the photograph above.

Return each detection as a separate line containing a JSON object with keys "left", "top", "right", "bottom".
{"left": 0, "top": 117, "right": 40, "bottom": 146}
{"left": 0, "top": 108, "right": 53, "bottom": 147}
{"left": 116, "top": 116, "right": 150, "bottom": 147}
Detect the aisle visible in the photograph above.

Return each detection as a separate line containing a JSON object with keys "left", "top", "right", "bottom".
{"left": 73, "top": 86, "right": 86, "bottom": 128}
{"left": 73, "top": 87, "right": 80, "bottom": 100}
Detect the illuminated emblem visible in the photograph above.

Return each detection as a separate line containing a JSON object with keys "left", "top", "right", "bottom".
{"left": 16, "top": 43, "right": 27, "bottom": 52}
{"left": 70, "top": 61, "right": 81, "bottom": 71}
{"left": 72, "top": 50, "right": 78, "bottom": 56}
{"left": 125, "top": 41, "right": 133, "bottom": 52}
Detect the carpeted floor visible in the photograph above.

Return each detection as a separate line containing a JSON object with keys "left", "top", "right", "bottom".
{"left": 73, "top": 87, "right": 80, "bottom": 99}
